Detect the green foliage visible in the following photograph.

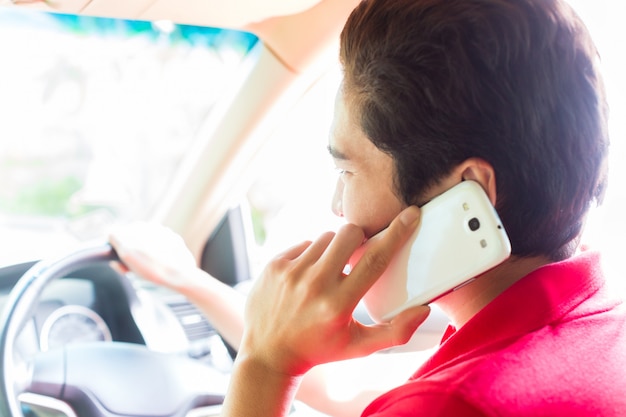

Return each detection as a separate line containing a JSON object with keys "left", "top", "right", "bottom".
{"left": 249, "top": 205, "right": 267, "bottom": 246}
{"left": 0, "top": 176, "right": 82, "bottom": 218}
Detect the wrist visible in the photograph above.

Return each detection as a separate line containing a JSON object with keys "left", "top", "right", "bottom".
{"left": 222, "top": 353, "right": 303, "bottom": 417}
{"left": 171, "top": 266, "right": 210, "bottom": 293}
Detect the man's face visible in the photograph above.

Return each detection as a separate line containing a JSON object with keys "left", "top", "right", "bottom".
{"left": 328, "top": 89, "right": 406, "bottom": 238}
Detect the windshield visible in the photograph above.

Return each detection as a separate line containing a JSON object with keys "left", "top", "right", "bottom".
{"left": 0, "top": 9, "right": 258, "bottom": 266}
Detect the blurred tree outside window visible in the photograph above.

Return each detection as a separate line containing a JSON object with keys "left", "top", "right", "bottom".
{"left": 0, "top": 9, "right": 257, "bottom": 265}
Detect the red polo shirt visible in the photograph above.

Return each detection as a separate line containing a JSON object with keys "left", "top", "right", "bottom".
{"left": 362, "top": 251, "right": 626, "bottom": 416}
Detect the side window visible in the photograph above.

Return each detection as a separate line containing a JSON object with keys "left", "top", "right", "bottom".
{"left": 244, "top": 67, "right": 345, "bottom": 278}
{"left": 201, "top": 206, "right": 252, "bottom": 287}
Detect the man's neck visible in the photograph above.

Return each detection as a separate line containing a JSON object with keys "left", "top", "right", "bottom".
{"left": 434, "top": 255, "right": 552, "bottom": 329}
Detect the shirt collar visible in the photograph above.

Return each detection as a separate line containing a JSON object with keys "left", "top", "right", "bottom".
{"left": 414, "top": 251, "right": 606, "bottom": 378}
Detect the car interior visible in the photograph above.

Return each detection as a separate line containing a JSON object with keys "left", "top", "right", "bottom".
{"left": 0, "top": 0, "right": 623, "bottom": 416}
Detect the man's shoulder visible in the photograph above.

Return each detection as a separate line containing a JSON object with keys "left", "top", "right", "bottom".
{"left": 362, "top": 288, "right": 626, "bottom": 416}
{"left": 361, "top": 379, "right": 486, "bottom": 417}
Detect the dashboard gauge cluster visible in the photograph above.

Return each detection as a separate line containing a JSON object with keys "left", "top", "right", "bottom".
{"left": 39, "top": 304, "right": 112, "bottom": 352}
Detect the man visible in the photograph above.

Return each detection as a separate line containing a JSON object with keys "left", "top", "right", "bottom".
{"left": 113, "top": 0, "right": 626, "bottom": 415}
{"left": 217, "top": 0, "right": 625, "bottom": 415}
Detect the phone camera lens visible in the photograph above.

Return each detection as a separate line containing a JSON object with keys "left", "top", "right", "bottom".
{"left": 468, "top": 217, "right": 480, "bottom": 231}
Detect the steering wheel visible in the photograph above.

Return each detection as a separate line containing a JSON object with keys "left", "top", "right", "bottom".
{"left": 0, "top": 244, "right": 225, "bottom": 417}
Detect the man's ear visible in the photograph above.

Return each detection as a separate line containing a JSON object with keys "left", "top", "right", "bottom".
{"left": 456, "top": 158, "right": 497, "bottom": 205}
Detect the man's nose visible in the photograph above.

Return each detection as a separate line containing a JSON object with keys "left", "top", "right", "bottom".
{"left": 331, "top": 178, "right": 344, "bottom": 217}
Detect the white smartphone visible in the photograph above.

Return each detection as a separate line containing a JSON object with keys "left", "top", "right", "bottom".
{"left": 353, "top": 180, "right": 511, "bottom": 323}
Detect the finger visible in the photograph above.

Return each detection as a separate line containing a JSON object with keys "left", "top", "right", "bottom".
{"left": 347, "top": 304, "right": 430, "bottom": 357}
{"left": 114, "top": 249, "right": 161, "bottom": 281}
{"left": 275, "top": 240, "right": 313, "bottom": 261}
{"left": 108, "top": 231, "right": 124, "bottom": 254}
{"left": 297, "top": 231, "right": 336, "bottom": 265}
{"left": 344, "top": 206, "right": 421, "bottom": 301}
{"left": 109, "top": 260, "right": 129, "bottom": 275}
{"left": 108, "top": 226, "right": 141, "bottom": 261}
{"left": 318, "top": 223, "right": 365, "bottom": 276}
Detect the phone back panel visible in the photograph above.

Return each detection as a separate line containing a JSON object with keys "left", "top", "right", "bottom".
{"left": 362, "top": 181, "right": 511, "bottom": 322}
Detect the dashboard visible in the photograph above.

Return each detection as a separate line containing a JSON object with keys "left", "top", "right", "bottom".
{"left": 39, "top": 304, "right": 112, "bottom": 352}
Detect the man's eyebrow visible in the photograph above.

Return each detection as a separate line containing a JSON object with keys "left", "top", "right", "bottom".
{"left": 327, "top": 144, "right": 349, "bottom": 160}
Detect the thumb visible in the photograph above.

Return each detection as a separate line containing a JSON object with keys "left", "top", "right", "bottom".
{"left": 346, "top": 206, "right": 421, "bottom": 302}
{"left": 388, "top": 304, "right": 432, "bottom": 346}
{"left": 349, "top": 305, "right": 431, "bottom": 357}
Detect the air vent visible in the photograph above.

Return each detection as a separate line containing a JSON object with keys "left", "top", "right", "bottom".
{"left": 167, "top": 300, "right": 215, "bottom": 341}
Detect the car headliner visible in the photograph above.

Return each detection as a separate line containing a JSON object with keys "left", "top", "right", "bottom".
{"left": 2, "top": 0, "right": 359, "bottom": 74}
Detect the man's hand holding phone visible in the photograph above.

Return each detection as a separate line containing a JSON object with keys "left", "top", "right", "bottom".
{"left": 222, "top": 206, "right": 431, "bottom": 417}
{"left": 238, "top": 206, "right": 431, "bottom": 377}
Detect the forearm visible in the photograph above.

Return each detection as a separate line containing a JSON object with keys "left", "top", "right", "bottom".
{"left": 221, "top": 354, "right": 302, "bottom": 417}
{"left": 176, "top": 268, "right": 246, "bottom": 350}
{"left": 296, "top": 350, "right": 431, "bottom": 417}
{"left": 297, "top": 366, "right": 383, "bottom": 417}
